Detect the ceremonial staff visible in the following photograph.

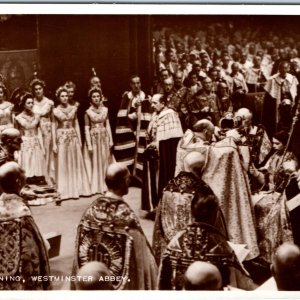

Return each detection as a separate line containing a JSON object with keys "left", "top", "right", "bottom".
{"left": 132, "top": 95, "right": 142, "bottom": 176}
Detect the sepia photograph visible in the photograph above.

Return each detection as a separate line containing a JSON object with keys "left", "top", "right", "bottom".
{"left": 0, "top": 5, "right": 299, "bottom": 297}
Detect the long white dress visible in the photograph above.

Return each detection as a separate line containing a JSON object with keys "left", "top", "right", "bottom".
{"left": 53, "top": 105, "right": 91, "bottom": 200}
{"left": 15, "top": 112, "right": 47, "bottom": 178}
{"left": 33, "top": 97, "right": 55, "bottom": 181}
{"left": 83, "top": 105, "right": 114, "bottom": 194}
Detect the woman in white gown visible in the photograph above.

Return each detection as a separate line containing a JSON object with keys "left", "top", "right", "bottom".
{"left": 64, "top": 81, "right": 79, "bottom": 108}
{"left": 83, "top": 87, "right": 114, "bottom": 194}
{"left": 52, "top": 86, "right": 91, "bottom": 200}
{"left": 31, "top": 78, "right": 55, "bottom": 182}
{"left": 14, "top": 93, "right": 46, "bottom": 179}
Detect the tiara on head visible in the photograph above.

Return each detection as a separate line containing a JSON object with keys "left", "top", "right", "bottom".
{"left": 30, "top": 72, "right": 46, "bottom": 89}
{"left": 64, "top": 81, "right": 76, "bottom": 90}
{"left": 55, "top": 86, "right": 68, "bottom": 99}
{"left": 88, "top": 87, "right": 102, "bottom": 98}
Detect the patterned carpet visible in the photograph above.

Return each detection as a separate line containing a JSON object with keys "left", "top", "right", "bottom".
{"left": 31, "top": 187, "right": 153, "bottom": 290}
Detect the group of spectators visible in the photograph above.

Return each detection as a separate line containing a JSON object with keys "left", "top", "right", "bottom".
{"left": 152, "top": 22, "right": 300, "bottom": 141}
{"left": 1, "top": 20, "right": 300, "bottom": 291}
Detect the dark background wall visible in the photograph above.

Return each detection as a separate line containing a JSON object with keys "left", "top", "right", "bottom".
{"left": 0, "top": 14, "right": 153, "bottom": 132}
{"left": 38, "top": 15, "right": 153, "bottom": 131}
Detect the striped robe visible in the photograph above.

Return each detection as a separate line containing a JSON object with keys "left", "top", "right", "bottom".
{"left": 114, "top": 91, "right": 152, "bottom": 180}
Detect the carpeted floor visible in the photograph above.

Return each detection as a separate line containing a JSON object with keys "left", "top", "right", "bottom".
{"left": 31, "top": 187, "right": 154, "bottom": 290}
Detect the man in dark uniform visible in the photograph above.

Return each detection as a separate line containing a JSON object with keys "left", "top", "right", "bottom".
{"left": 162, "top": 77, "right": 182, "bottom": 112}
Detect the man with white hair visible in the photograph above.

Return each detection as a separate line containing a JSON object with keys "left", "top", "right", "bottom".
{"left": 89, "top": 75, "right": 101, "bottom": 89}
{"left": 175, "top": 119, "right": 215, "bottom": 175}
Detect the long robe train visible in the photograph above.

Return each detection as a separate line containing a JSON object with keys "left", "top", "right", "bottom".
{"left": 71, "top": 196, "right": 158, "bottom": 290}
{"left": 0, "top": 193, "right": 51, "bottom": 290}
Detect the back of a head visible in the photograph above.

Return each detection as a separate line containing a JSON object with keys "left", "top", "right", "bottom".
{"left": 0, "top": 161, "right": 24, "bottom": 194}
{"left": 272, "top": 243, "right": 300, "bottom": 291}
{"left": 273, "top": 130, "right": 289, "bottom": 147}
{"left": 164, "top": 77, "right": 174, "bottom": 85}
{"left": 175, "top": 70, "right": 183, "bottom": 78}
{"left": 151, "top": 93, "right": 163, "bottom": 103}
{"left": 183, "top": 151, "right": 206, "bottom": 177}
{"left": 105, "top": 163, "right": 129, "bottom": 191}
{"left": 235, "top": 108, "right": 252, "bottom": 122}
{"left": 184, "top": 261, "right": 222, "bottom": 290}
{"left": 1, "top": 128, "right": 21, "bottom": 144}
{"left": 191, "top": 186, "right": 218, "bottom": 224}
{"left": 75, "top": 261, "right": 113, "bottom": 290}
{"left": 193, "top": 119, "right": 215, "bottom": 134}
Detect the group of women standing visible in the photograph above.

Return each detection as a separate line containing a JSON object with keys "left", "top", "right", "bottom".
{"left": 0, "top": 78, "right": 114, "bottom": 201}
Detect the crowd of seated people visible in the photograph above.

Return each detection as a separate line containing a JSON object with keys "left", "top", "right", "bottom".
{"left": 152, "top": 22, "right": 300, "bottom": 148}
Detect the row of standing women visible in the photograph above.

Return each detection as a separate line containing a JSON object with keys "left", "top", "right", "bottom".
{"left": 0, "top": 79, "right": 114, "bottom": 201}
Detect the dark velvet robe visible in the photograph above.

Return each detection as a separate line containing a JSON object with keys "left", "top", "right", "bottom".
{"left": 0, "top": 193, "right": 51, "bottom": 290}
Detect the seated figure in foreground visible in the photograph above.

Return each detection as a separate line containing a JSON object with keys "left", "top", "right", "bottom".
{"left": 250, "top": 130, "right": 298, "bottom": 266}
{"left": 152, "top": 151, "right": 227, "bottom": 264}
{"left": 183, "top": 261, "right": 223, "bottom": 291}
{"left": 158, "top": 187, "right": 256, "bottom": 290}
{"left": 75, "top": 261, "right": 113, "bottom": 290}
{"left": 0, "top": 128, "right": 22, "bottom": 165}
{"left": 72, "top": 163, "right": 158, "bottom": 290}
{"left": 0, "top": 162, "right": 51, "bottom": 290}
{"left": 271, "top": 243, "right": 300, "bottom": 291}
